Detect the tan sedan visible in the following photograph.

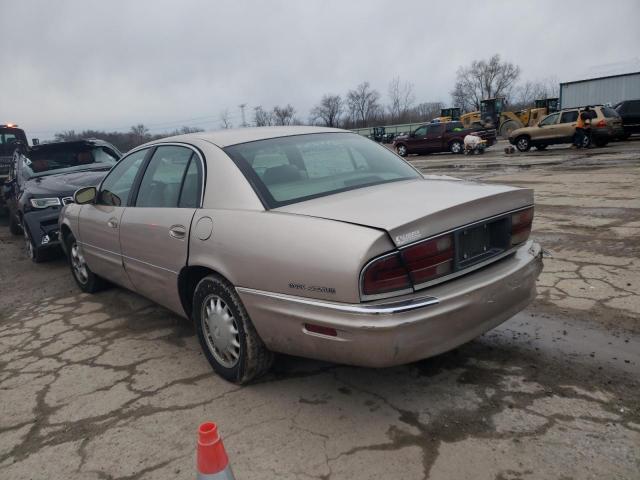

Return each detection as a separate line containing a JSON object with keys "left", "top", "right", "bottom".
{"left": 59, "top": 127, "right": 542, "bottom": 384}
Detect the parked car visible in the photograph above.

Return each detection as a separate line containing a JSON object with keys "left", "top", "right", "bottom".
{"left": 614, "top": 99, "right": 640, "bottom": 138}
{"left": 393, "top": 121, "right": 497, "bottom": 156}
{"left": 4, "top": 139, "right": 121, "bottom": 261}
{"left": 508, "top": 105, "right": 624, "bottom": 152}
{"left": 59, "top": 126, "right": 542, "bottom": 384}
{"left": 0, "top": 124, "right": 28, "bottom": 210}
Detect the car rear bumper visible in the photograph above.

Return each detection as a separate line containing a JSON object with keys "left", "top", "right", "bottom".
{"left": 23, "top": 209, "right": 63, "bottom": 250}
{"left": 238, "top": 240, "right": 543, "bottom": 367}
{"left": 592, "top": 125, "right": 625, "bottom": 139}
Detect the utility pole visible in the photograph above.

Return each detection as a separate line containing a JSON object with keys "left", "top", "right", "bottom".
{"left": 239, "top": 104, "right": 247, "bottom": 127}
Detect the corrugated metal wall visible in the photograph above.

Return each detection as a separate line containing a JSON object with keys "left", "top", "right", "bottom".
{"left": 560, "top": 73, "right": 640, "bottom": 108}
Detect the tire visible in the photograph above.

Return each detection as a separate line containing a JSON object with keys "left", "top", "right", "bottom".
{"left": 194, "top": 274, "right": 274, "bottom": 384}
{"left": 535, "top": 144, "right": 548, "bottom": 151}
{"left": 23, "top": 225, "right": 46, "bottom": 263}
{"left": 9, "top": 212, "right": 22, "bottom": 235}
{"left": 594, "top": 138, "right": 608, "bottom": 148}
{"left": 499, "top": 120, "right": 519, "bottom": 139}
{"left": 449, "top": 140, "right": 463, "bottom": 154}
{"left": 396, "top": 144, "right": 407, "bottom": 157}
{"left": 515, "top": 136, "right": 531, "bottom": 152}
{"left": 66, "top": 233, "right": 107, "bottom": 292}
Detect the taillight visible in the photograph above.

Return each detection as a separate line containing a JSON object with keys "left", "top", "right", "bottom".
{"left": 362, "top": 253, "right": 411, "bottom": 296}
{"left": 401, "top": 233, "right": 454, "bottom": 284}
{"left": 511, "top": 207, "right": 534, "bottom": 246}
{"left": 595, "top": 119, "right": 606, "bottom": 128}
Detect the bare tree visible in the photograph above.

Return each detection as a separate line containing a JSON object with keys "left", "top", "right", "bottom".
{"left": 219, "top": 109, "right": 233, "bottom": 129}
{"left": 513, "top": 77, "right": 560, "bottom": 109}
{"left": 450, "top": 54, "right": 520, "bottom": 111}
{"left": 310, "top": 94, "right": 343, "bottom": 127}
{"left": 253, "top": 106, "right": 273, "bottom": 127}
{"left": 347, "top": 82, "right": 382, "bottom": 127}
{"left": 272, "top": 104, "right": 296, "bottom": 126}
{"left": 412, "top": 102, "right": 444, "bottom": 121}
{"left": 387, "top": 76, "right": 416, "bottom": 123}
{"left": 129, "top": 124, "right": 150, "bottom": 146}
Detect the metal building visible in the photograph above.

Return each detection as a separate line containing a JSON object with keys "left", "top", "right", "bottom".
{"left": 560, "top": 72, "right": 640, "bottom": 108}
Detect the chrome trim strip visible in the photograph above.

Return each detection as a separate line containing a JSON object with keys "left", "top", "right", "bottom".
{"left": 79, "top": 241, "right": 178, "bottom": 274}
{"left": 236, "top": 287, "right": 439, "bottom": 315}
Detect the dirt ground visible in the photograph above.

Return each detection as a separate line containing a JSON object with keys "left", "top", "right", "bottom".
{"left": 0, "top": 139, "right": 639, "bottom": 479}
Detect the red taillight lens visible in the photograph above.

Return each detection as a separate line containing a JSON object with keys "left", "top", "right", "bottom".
{"left": 401, "top": 234, "right": 454, "bottom": 284}
{"left": 596, "top": 119, "right": 606, "bottom": 128}
{"left": 362, "top": 253, "right": 411, "bottom": 296}
{"left": 511, "top": 207, "right": 534, "bottom": 246}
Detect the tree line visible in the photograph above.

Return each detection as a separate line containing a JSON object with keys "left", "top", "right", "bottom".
{"left": 54, "top": 53, "right": 558, "bottom": 151}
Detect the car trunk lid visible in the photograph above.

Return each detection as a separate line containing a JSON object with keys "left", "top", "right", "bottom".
{"left": 275, "top": 176, "right": 533, "bottom": 247}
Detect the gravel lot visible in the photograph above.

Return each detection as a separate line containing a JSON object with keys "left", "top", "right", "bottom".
{"left": 1, "top": 138, "right": 639, "bottom": 479}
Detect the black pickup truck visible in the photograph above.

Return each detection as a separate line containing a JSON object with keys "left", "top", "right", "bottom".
{"left": 393, "top": 121, "right": 497, "bottom": 156}
{"left": 1, "top": 124, "right": 28, "bottom": 209}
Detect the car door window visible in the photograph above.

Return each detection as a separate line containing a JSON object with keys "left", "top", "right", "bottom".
{"left": 98, "top": 149, "right": 148, "bottom": 206}
{"left": 136, "top": 146, "right": 193, "bottom": 208}
{"left": 413, "top": 126, "right": 427, "bottom": 137}
{"left": 560, "top": 111, "right": 578, "bottom": 123}
{"left": 426, "top": 124, "right": 444, "bottom": 137}
{"left": 539, "top": 113, "right": 560, "bottom": 126}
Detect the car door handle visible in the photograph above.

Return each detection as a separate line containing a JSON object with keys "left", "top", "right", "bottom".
{"left": 107, "top": 218, "right": 118, "bottom": 228}
{"left": 169, "top": 225, "right": 186, "bottom": 239}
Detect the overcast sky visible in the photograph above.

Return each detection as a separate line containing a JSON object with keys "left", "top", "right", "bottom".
{"left": 2, "top": 0, "right": 639, "bottom": 139}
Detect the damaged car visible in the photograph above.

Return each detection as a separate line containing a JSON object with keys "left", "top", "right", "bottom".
{"left": 5, "top": 139, "right": 121, "bottom": 261}
{"left": 59, "top": 127, "right": 543, "bottom": 384}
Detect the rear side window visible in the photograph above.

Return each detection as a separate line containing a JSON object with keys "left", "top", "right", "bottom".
{"left": 601, "top": 107, "right": 620, "bottom": 118}
{"left": 560, "top": 111, "right": 578, "bottom": 123}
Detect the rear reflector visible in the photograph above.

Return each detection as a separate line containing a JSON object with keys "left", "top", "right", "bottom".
{"left": 511, "top": 207, "right": 534, "bottom": 246}
{"left": 362, "top": 253, "right": 411, "bottom": 296}
{"left": 304, "top": 324, "right": 337, "bottom": 337}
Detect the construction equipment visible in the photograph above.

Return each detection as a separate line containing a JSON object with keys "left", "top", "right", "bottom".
{"left": 460, "top": 97, "right": 560, "bottom": 138}
{"left": 435, "top": 107, "right": 461, "bottom": 123}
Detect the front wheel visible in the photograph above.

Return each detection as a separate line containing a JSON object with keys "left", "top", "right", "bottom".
{"left": 9, "top": 212, "right": 22, "bottom": 235}
{"left": 449, "top": 140, "right": 463, "bottom": 154}
{"left": 515, "top": 136, "right": 531, "bottom": 152}
{"left": 23, "top": 225, "right": 46, "bottom": 263}
{"left": 396, "top": 144, "right": 407, "bottom": 157}
{"left": 67, "top": 234, "right": 107, "bottom": 292}
{"left": 194, "top": 275, "right": 274, "bottom": 384}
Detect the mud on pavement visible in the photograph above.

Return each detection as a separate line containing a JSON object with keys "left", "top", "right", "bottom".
{"left": 1, "top": 140, "right": 639, "bottom": 479}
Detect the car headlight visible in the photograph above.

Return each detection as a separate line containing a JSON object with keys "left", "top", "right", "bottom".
{"left": 30, "top": 197, "right": 61, "bottom": 209}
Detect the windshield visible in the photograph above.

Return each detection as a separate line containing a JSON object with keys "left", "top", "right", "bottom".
{"left": 0, "top": 128, "right": 27, "bottom": 156}
{"left": 23, "top": 145, "right": 119, "bottom": 178}
{"left": 224, "top": 133, "right": 421, "bottom": 208}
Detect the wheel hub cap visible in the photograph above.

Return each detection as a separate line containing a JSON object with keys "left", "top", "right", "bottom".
{"left": 70, "top": 243, "right": 88, "bottom": 284}
{"left": 202, "top": 295, "right": 240, "bottom": 368}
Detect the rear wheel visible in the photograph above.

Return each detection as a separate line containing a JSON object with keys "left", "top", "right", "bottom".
{"left": 194, "top": 274, "right": 274, "bottom": 384}
{"left": 535, "top": 144, "right": 548, "bottom": 151}
{"left": 396, "top": 144, "right": 407, "bottom": 157}
{"left": 67, "top": 234, "right": 107, "bottom": 292}
{"left": 515, "top": 136, "right": 531, "bottom": 152}
{"left": 449, "top": 140, "right": 463, "bottom": 154}
{"left": 594, "top": 138, "right": 608, "bottom": 148}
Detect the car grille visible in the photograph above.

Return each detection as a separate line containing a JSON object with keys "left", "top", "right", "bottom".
{"left": 0, "top": 156, "right": 11, "bottom": 177}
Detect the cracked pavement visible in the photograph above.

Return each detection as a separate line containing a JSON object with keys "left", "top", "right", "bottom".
{"left": 1, "top": 140, "right": 639, "bottom": 479}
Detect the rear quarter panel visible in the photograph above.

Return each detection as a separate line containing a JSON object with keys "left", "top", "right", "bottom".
{"left": 188, "top": 209, "right": 394, "bottom": 303}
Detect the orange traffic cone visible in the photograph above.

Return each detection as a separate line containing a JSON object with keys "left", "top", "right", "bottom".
{"left": 197, "top": 422, "right": 236, "bottom": 479}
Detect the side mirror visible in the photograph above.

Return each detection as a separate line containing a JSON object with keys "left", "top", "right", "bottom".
{"left": 409, "top": 132, "right": 415, "bottom": 138}
{"left": 74, "top": 186, "right": 97, "bottom": 205}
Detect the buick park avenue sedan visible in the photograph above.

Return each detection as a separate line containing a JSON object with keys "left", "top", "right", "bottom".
{"left": 59, "top": 127, "right": 542, "bottom": 384}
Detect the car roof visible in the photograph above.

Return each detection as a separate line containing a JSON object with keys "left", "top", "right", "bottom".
{"left": 141, "top": 126, "right": 348, "bottom": 149}
{"left": 28, "top": 139, "right": 121, "bottom": 154}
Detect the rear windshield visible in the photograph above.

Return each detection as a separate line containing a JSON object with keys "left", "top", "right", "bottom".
{"left": 601, "top": 106, "right": 620, "bottom": 118}
{"left": 24, "top": 145, "right": 119, "bottom": 178}
{"left": 0, "top": 128, "right": 27, "bottom": 155}
{"left": 224, "top": 133, "right": 420, "bottom": 208}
